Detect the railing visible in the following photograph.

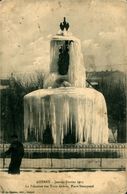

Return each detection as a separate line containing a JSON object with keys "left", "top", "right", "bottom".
{"left": 0, "top": 143, "right": 127, "bottom": 171}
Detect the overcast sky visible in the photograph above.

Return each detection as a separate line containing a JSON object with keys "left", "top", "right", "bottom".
{"left": 0, "top": 0, "right": 127, "bottom": 77}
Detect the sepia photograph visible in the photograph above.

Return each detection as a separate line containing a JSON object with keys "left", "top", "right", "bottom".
{"left": 0, "top": 0, "right": 127, "bottom": 193}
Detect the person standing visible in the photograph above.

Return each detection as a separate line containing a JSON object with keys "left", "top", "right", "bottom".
{"left": 5, "top": 134, "right": 24, "bottom": 174}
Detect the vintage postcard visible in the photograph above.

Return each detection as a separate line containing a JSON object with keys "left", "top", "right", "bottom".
{"left": 0, "top": 0, "right": 127, "bottom": 193}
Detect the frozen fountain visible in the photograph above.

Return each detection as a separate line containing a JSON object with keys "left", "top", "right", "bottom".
{"left": 24, "top": 18, "right": 109, "bottom": 145}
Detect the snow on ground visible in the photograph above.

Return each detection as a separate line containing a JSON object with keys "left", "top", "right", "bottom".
{"left": 0, "top": 171, "right": 127, "bottom": 194}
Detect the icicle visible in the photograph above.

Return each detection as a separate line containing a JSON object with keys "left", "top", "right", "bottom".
{"left": 68, "top": 40, "right": 85, "bottom": 87}
{"left": 50, "top": 40, "right": 64, "bottom": 73}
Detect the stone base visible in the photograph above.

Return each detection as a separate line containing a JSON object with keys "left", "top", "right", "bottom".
{"left": 0, "top": 143, "right": 126, "bottom": 170}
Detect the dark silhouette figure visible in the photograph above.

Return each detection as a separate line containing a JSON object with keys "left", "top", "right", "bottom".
{"left": 60, "top": 17, "right": 69, "bottom": 31}
{"left": 58, "top": 42, "right": 69, "bottom": 75}
{"left": 5, "top": 135, "right": 24, "bottom": 174}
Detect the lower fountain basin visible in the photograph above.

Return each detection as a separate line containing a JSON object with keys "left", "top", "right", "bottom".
{"left": 24, "top": 87, "right": 109, "bottom": 144}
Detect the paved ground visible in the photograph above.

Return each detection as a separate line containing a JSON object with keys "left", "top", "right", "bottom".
{"left": 0, "top": 171, "right": 127, "bottom": 194}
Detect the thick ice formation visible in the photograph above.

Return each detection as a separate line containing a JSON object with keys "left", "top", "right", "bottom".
{"left": 68, "top": 40, "right": 85, "bottom": 87}
{"left": 24, "top": 87, "right": 108, "bottom": 144}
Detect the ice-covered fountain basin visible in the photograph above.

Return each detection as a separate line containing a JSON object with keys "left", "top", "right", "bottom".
{"left": 24, "top": 87, "right": 109, "bottom": 144}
